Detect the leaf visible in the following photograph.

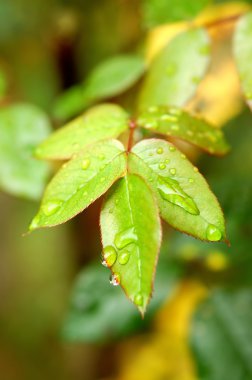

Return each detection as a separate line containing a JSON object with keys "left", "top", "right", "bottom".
{"left": 141, "top": 0, "right": 210, "bottom": 28}
{"left": 129, "top": 139, "right": 226, "bottom": 242}
{"left": 137, "top": 105, "right": 230, "bottom": 155}
{"left": 62, "top": 255, "right": 182, "bottom": 343}
{"left": 100, "top": 173, "right": 162, "bottom": 315}
{"left": 36, "top": 103, "right": 129, "bottom": 160}
{"left": 0, "top": 67, "right": 7, "bottom": 99}
{"left": 53, "top": 55, "right": 146, "bottom": 120}
{"left": 191, "top": 288, "right": 252, "bottom": 380}
{"left": 29, "top": 140, "right": 127, "bottom": 230}
{"left": 138, "top": 27, "right": 210, "bottom": 110}
{"left": 0, "top": 103, "right": 51, "bottom": 200}
{"left": 234, "top": 11, "right": 252, "bottom": 110}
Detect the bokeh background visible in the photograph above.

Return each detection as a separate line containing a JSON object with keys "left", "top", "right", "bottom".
{"left": 0, "top": 1, "right": 252, "bottom": 379}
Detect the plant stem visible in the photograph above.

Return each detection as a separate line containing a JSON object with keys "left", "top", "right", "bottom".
{"left": 127, "top": 119, "right": 136, "bottom": 152}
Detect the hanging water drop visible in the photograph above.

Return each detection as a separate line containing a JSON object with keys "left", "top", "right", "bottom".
{"left": 206, "top": 224, "right": 222, "bottom": 241}
{"left": 110, "top": 273, "right": 120, "bottom": 286}
{"left": 103, "top": 246, "right": 117, "bottom": 267}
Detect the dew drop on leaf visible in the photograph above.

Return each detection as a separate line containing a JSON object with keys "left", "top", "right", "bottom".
{"left": 156, "top": 147, "right": 163, "bottom": 154}
{"left": 42, "top": 200, "right": 62, "bottom": 216}
{"left": 189, "top": 178, "right": 194, "bottom": 183}
{"left": 169, "top": 168, "right": 176, "bottom": 176}
{"left": 110, "top": 273, "right": 120, "bottom": 286}
{"left": 159, "top": 163, "right": 166, "bottom": 170}
{"left": 114, "top": 227, "right": 137, "bottom": 249}
{"left": 134, "top": 293, "right": 143, "bottom": 306}
{"left": 118, "top": 252, "right": 130, "bottom": 265}
{"left": 206, "top": 224, "right": 222, "bottom": 241}
{"left": 160, "top": 114, "right": 177, "bottom": 122}
{"left": 169, "top": 146, "right": 176, "bottom": 152}
{"left": 81, "top": 158, "right": 90, "bottom": 170}
{"left": 102, "top": 245, "right": 117, "bottom": 267}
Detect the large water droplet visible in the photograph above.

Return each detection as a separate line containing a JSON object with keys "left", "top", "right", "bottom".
{"left": 42, "top": 200, "right": 62, "bottom": 216}
{"left": 110, "top": 273, "right": 120, "bottom": 286}
{"left": 103, "top": 246, "right": 117, "bottom": 267}
{"left": 114, "top": 227, "right": 137, "bottom": 250}
{"left": 134, "top": 293, "right": 143, "bottom": 306}
{"left": 82, "top": 158, "right": 90, "bottom": 170}
{"left": 157, "top": 177, "right": 199, "bottom": 215}
{"left": 118, "top": 252, "right": 130, "bottom": 265}
{"left": 206, "top": 224, "right": 222, "bottom": 241}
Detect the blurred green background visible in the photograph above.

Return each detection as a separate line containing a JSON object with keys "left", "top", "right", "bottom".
{"left": 0, "top": 1, "right": 252, "bottom": 379}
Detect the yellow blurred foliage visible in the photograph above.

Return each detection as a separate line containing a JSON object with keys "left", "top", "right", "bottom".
{"left": 117, "top": 281, "right": 207, "bottom": 380}
{"left": 145, "top": 2, "right": 250, "bottom": 126}
{"left": 205, "top": 251, "right": 229, "bottom": 271}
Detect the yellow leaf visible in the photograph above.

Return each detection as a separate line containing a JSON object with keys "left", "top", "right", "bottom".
{"left": 117, "top": 281, "right": 207, "bottom": 380}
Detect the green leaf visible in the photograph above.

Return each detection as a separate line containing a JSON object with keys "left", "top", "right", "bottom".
{"left": 53, "top": 55, "right": 146, "bottom": 120}
{"left": 141, "top": 0, "right": 210, "bottom": 28}
{"left": 30, "top": 140, "right": 127, "bottom": 230}
{"left": 0, "top": 103, "right": 51, "bottom": 200}
{"left": 36, "top": 103, "right": 129, "bottom": 160}
{"left": 129, "top": 139, "right": 226, "bottom": 242}
{"left": 137, "top": 105, "right": 230, "bottom": 155}
{"left": 100, "top": 173, "right": 162, "bottom": 315}
{"left": 138, "top": 27, "right": 210, "bottom": 110}
{"left": 234, "top": 11, "right": 252, "bottom": 110}
{"left": 62, "top": 255, "right": 182, "bottom": 342}
{"left": 191, "top": 288, "right": 252, "bottom": 380}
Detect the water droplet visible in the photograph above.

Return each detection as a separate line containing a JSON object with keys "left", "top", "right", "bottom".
{"left": 42, "top": 200, "right": 62, "bottom": 216}
{"left": 159, "top": 163, "right": 166, "bottom": 170}
{"left": 160, "top": 114, "right": 177, "bottom": 122}
{"left": 171, "top": 124, "right": 179, "bottom": 131}
{"left": 100, "top": 177, "right": 105, "bottom": 183}
{"left": 206, "top": 225, "right": 222, "bottom": 241}
{"left": 118, "top": 252, "right": 130, "bottom": 265}
{"left": 193, "top": 167, "right": 199, "bottom": 172}
{"left": 114, "top": 227, "right": 137, "bottom": 249}
{"left": 180, "top": 153, "right": 186, "bottom": 159}
{"left": 169, "top": 146, "right": 176, "bottom": 152}
{"left": 188, "top": 178, "right": 194, "bottom": 183}
{"left": 165, "top": 158, "right": 170, "bottom": 164}
{"left": 110, "top": 273, "right": 120, "bottom": 286}
{"left": 101, "top": 259, "right": 108, "bottom": 267}
{"left": 166, "top": 63, "right": 177, "bottom": 76}
{"left": 134, "top": 293, "right": 143, "bottom": 306}
{"left": 82, "top": 158, "right": 90, "bottom": 170}
{"left": 169, "top": 168, "right": 176, "bottom": 176}
{"left": 156, "top": 147, "right": 163, "bottom": 154}
{"left": 157, "top": 177, "right": 199, "bottom": 215}
{"left": 103, "top": 246, "right": 117, "bottom": 267}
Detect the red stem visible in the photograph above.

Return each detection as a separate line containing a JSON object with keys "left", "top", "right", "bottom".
{"left": 127, "top": 119, "right": 136, "bottom": 152}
